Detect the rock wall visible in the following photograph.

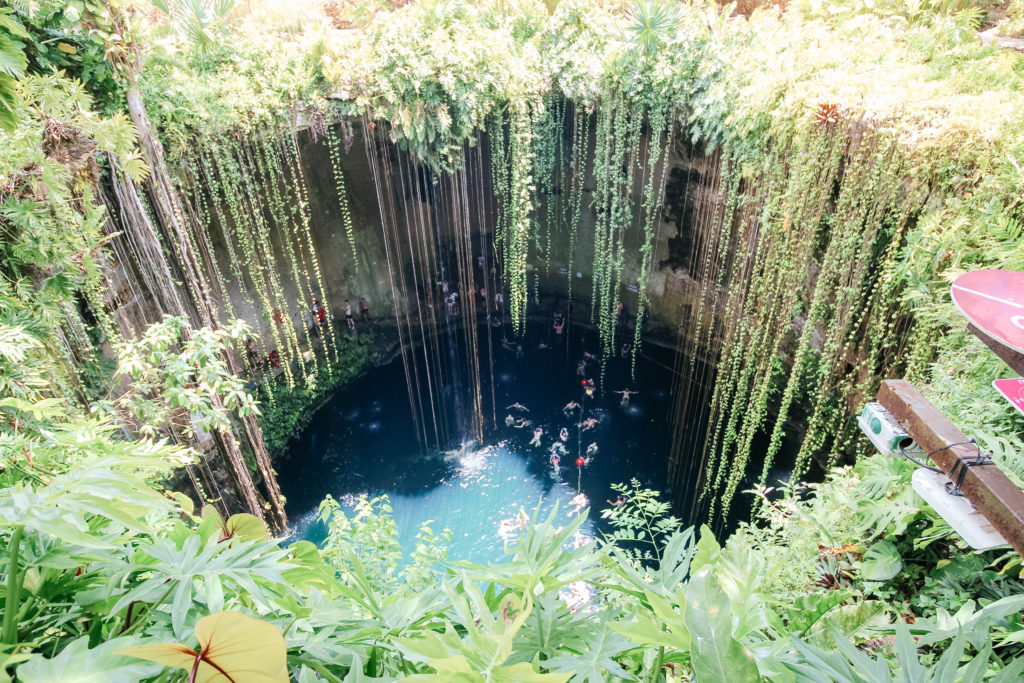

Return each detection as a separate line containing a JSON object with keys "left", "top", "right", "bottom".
{"left": 191, "top": 116, "right": 722, "bottom": 357}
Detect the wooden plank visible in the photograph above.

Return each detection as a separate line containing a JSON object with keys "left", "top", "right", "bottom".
{"left": 878, "top": 379, "right": 1024, "bottom": 557}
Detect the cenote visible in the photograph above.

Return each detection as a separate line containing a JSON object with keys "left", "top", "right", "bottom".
{"left": 13, "top": 0, "right": 1024, "bottom": 678}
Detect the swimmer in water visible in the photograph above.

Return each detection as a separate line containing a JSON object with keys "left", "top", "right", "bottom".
{"left": 550, "top": 442, "right": 568, "bottom": 456}
{"left": 576, "top": 361, "right": 587, "bottom": 377}
{"left": 559, "top": 427, "right": 569, "bottom": 442}
{"left": 586, "top": 442, "right": 598, "bottom": 457}
{"left": 537, "top": 341, "right": 550, "bottom": 350}
{"left": 580, "top": 417, "right": 598, "bottom": 431}
{"left": 505, "top": 414, "right": 516, "bottom": 427}
{"left": 442, "top": 444, "right": 467, "bottom": 460}
{"left": 507, "top": 402, "right": 529, "bottom": 412}
{"left": 563, "top": 401, "right": 580, "bottom": 416}
{"left": 615, "top": 388, "right": 638, "bottom": 406}
{"left": 568, "top": 492, "right": 589, "bottom": 514}
{"left": 583, "top": 351, "right": 598, "bottom": 362}
{"left": 514, "top": 418, "right": 532, "bottom": 429}
{"left": 606, "top": 495, "right": 627, "bottom": 507}
{"left": 529, "top": 427, "right": 543, "bottom": 447}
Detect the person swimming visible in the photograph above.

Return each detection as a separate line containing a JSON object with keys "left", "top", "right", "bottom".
{"left": 568, "top": 492, "right": 589, "bottom": 515}
{"left": 586, "top": 442, "right": 598, "bottom": 456}
{"left": 580, "top": 417, "right": 598, "bottom": 431}
{"left": 505, "top": 414, "right": 516, "bottom": 427}
{"left": 513, "top": 418, "right": 532, "bottom": 429}
{"left": 563, "top": 401, "right": 580, "bottom": 416}
{"left": 506, "top": 402, "right": 529, "bottom": 412}
{"left": 576, "top": 361, "right": 587, "bottom": 377}
{"left": 529, "top": 427, "right": 543, "bottom": 447}
{"left": 615, "top": 388, "right": 638, "bottom": 406}
{"left": 550, "top": 442, "right": 568, "bottom": 456}
{"left": 559, "top": 427, "right": 569, "bottom": 442}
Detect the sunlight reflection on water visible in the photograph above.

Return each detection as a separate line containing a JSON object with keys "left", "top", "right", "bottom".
{"left": 292, "top": 443, "right": 595, "bottom": 567}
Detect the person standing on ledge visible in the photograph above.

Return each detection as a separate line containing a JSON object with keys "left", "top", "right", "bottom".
{"left": 344, "top": 299, "right": 355, "bottom": 330}
{"left": 359, "top": 296, "right": 370, "bottom": 321}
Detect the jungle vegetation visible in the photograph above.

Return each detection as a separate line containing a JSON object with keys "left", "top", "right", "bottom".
{"left": 2, "top": 0, "right": 1024, "bottom": 680}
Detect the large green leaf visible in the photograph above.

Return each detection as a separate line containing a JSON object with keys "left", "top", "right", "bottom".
{"left": 859, "top": 540, "right": 902, "bottom": 581}
{"left": 683, "top": 566, "right": 760, "bottom": 683}
{"left": 544, "top": 624, "right": 634, "bottom": 682}
{"left": 17, "top": 637, "right": 161, "bottom": 683}
{"left": 805, "top": 600, "right": 888, "bottom": 648}
{"left": 511, "top": 592, "right": 585, "bottom": 663}
{"left": 691, "top": 524, "right": 721, "bottom": 572}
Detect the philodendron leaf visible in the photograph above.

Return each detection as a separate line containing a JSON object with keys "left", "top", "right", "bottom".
{"left": 683, "top": 565, "right": 760, "bottom": 683}
{"left": 118, "top": 610, "right": 287, "bottom": 682}
{"left": 223, "top": 513, "right": 269, "bottom": 542}
{"left": 860, "top": 541, "right": 902, "bottom": 582}
{"left": 197, "top": 506, "right": 268, "bottom": 543}
{"left": 545, "top": 624, "right": 633, "bottom": 682}
{"left": 805, "top": 600, "right": 888, "bottom": 648}
{"left": 17, "top": 637, "right": 162, "bottom": 683}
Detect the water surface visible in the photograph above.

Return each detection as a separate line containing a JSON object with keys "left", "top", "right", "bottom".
{"left": 278, "top": 323, "right": 676, "bottom": 565}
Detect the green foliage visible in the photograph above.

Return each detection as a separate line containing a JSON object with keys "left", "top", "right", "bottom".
{"left": 257, "top": 334, "right": 373, "bottom": 454}
{"left": 860, "top": 540, "right": 903, "bottom": 582}
{"left": 106, "top": 315, "right": 258, "bottom": 438}
{"left": 152, "top": 0, "right": 237, "bottom": 52}
{"left": 600, "top": 478, "right": 681, "bottom": 563}
{"left": 16, "top": 636, "right": 161, "bottom": 682}
{"left": 624, "top": 0, "right": 680, "bottom": 55}
{"left": 326, "top": 0, "right": 546, "bottom": 172}
{"left": 8, "top": 0, "right": 128, "bottom": 114}
{"left": 684, "top": 564, "right": 760, "bottom": 683}
{"left": 0, "top": 8, "right": 29, "bottom": 132}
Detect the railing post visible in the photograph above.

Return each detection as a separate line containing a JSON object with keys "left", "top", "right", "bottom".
{"left": 877, "top": 379, "right": 1024, "bottom": 557}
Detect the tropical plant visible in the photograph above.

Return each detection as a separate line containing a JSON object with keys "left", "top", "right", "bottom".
{"left": 104, "top": 315, "right": 259, "bottom": 438}
{"left": 625, "top": 0, "right": 680, "bottom": 54}
{"left": 152, "top": 0, "right": 237, "bottom": 52}
{"left": 0, "top": 8, "right": 28, "bottom": 131}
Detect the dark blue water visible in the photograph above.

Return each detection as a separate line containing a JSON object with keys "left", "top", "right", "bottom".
{"left": 277, "top": 322, "right": 678, "bottom": 565}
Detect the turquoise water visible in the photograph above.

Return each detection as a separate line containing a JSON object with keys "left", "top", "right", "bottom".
{"left": 278, "top": 324, "right": 677, "bottom": 566}
{"left": 288, "top": 442, "right": 595, "bottom": 566}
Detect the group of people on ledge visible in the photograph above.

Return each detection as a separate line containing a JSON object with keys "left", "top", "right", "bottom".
{"left": 244, "top": 295, "right": 373, "bottom": 371}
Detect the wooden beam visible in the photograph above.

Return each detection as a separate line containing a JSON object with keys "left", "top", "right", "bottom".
{"left": 878, "top": 379, "right": 1024, "bottom": 557}
{"left": 968, "top": 323, "right": 1024, "bottom": 376}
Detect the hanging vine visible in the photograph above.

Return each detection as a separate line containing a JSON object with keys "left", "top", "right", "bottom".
{"left": 325, "top": 120, "right": 360, "bottom": 265}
